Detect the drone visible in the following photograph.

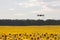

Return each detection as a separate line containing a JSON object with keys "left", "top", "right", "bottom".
{"left": 37, "top": 14, "right": 44, "bottom": 16}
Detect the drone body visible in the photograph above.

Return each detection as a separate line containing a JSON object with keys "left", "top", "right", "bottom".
{"left": 37, "top": 14, "right": 44, "bottom": 16}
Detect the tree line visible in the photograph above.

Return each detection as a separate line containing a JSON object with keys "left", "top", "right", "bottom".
{"left": 0, "top": 19, "right": 60, "bottom": 26}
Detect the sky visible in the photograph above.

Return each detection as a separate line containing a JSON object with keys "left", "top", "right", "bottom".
{"left": 0, "top": 0, "right": 60, "bottom": 20}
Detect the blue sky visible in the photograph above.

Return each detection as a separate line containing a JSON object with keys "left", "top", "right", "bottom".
{"left": 0, "top": 0, "right": 60, "bottom": 20}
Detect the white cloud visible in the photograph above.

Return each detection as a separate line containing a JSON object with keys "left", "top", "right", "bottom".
{"left": 28, "top": 0, "right": 37, "bottom": 2}
{"left": 37, "top": 1, "right": 60, "bottom": 13}
{"left": 9, "top": 8, "right": 14, "bottom": 11}
{"left": 33, "top": 10, "right": 40, "bottom": 14}
{"left": 17, "top": 2, "right": 37, "bottom": 8}
{"left": 14, "top": 13, "right": 26, "bottom": 16}
{"left": 49, "top": 1, "right": 60, "bottom": 6}
{"left": 17, "top": 3, "right": 22, "bottom": 5}
{"left": 45, "top": 8, "right": 60, "bottom": 12}
{"left": 40, "top": 7, "right": 60, "bottom": 14}
{"left": 16, "top": 0, "right": 60, "bottom": 14}
{"left": 15, "top": 0, "right": 49, "bottom": 8}
{"left": 33, "top": 6, "right": 60, "bottom": 14}
{"left": 16, "top": 0, "right": 40, "bottom": 8}
{"left": 51, "top": 4, "right": 60, "bottom": 6}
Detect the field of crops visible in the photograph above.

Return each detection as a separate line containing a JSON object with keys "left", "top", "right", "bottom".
{"left": 0, "top": 25, "right": 60, "bottom": 40}
{"left": 0, "top": 25, "right": 60, "bottom": 34}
